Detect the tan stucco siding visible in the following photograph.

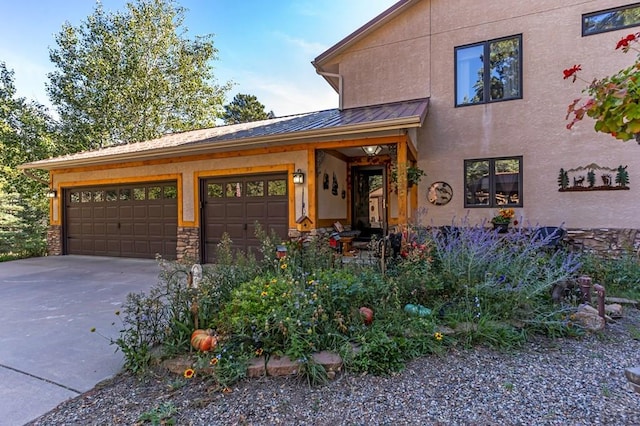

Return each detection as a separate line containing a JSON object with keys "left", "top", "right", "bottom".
{"left": 416, "top": 0, "right": 640, "bottom": 229}
{"left": 317, "top": 152, "right": 348, "bottom": 219}
{"left": 332, "top": 0, "right": 432, "bottom": 109}
{"left": 50, "top": 150, "right": 307, "bottom": 227}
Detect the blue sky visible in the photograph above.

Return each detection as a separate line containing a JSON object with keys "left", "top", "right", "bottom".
{"left": 0, "top": 0, "right": 396, "bottom": 117}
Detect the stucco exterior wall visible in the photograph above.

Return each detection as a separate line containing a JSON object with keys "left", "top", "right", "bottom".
{"left": 332, "top": 0, "right": 640, "bottom": 230}
{"left": 336, "top": 0, "right": 431, "bottom": 109}
{"left": 317, "top": 153, "right": 348, "bottom": 219}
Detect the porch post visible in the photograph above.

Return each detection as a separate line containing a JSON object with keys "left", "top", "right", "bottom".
{"left": 307, "top": 148, "right": 317, "bottom": 229}
{"left": 397, "top": 136, "right": 408, "bottom": 225}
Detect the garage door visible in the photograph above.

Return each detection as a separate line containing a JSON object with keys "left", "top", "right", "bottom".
{"left": 65, "top": 182, "right": 178, "bottom": 259}
{"left": 202, "top": 174, "right": 288, "bottom": 263}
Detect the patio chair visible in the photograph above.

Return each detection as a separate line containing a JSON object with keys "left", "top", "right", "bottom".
{"left": 533, "top": 226, "right": 566, "bottom": 249}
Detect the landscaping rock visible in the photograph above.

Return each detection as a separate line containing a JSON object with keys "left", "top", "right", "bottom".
{"left": 436, "top": 325, "right": 455, "bottom": 335}
{"left": 624, "top": 367, "right": 640, "bottom": 387}
{"left": 266, "top": 355, "right": 298, "bottom": 376}
{"left": 311, "top": 351, "right": 342, "bottom": 373}
{"left": 605, "top": 303, "right": 623, "bottom": 319}
{"left": 246, "top": 357, "right": 266, "bottom": 378}
{"left": 162, "top": 355, "right": 192, "bottom": 375}
{"left": 574, "top": 304, "right": 605, "bottom": 332}
{"left": 605, "top": 297, "right": 638, "bottom": 307}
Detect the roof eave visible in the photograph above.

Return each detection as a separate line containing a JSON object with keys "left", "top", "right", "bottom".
{"left": 313, "top": 0, "right": 418, "bottom": 69}
{"left": 19, "top": 115, "right": 425, "bottom": 171}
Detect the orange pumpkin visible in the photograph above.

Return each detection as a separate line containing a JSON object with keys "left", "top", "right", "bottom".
{"left": 191, "top": 329, "right": 218, "bottom": 352}
{"left": 359, "top": 307, "right": 374, "bottom": 325}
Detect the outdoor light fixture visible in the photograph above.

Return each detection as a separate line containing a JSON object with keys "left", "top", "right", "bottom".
{"left": 46, "top": 189, "right": 57, "bottom": 199}
{"left": 292, "top": 169, "right": 305, "bottom": 184}
{"left": 362, "top": 145, "right": 382, "bottom": 156}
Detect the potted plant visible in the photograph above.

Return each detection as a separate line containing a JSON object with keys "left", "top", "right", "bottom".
{"left": 491, "top": 208, "right": 515, "bottom": 233}
{"left": 407, "top": 166, "right": 426, "bottom": 187}
{"left": 391, "top": 164, "right": 426, "bottom": 188}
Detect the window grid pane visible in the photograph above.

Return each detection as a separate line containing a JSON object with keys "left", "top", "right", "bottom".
{"left": 465, "top": 157, "right": 522, "bottom": 208}
{"left": 456, "top": 35, "right": 521, "bottom": 106}
{"left": 583, "top": 4, "right": 640, "bottom": 36}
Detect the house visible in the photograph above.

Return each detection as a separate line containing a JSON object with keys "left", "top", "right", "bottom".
{"left": 20, "top": 0, "right": 640, "bottom": 261}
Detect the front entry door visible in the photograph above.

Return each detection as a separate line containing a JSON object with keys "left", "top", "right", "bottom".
{"left": 351, "top": 166, "right": 386, "bottom": 240}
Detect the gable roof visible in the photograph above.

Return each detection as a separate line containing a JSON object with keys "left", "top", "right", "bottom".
{"left": 312, "top": 0, "right": 418, "bottom": 91}
{"left": 21, "top": 97, "right": 429, "bottom": 170}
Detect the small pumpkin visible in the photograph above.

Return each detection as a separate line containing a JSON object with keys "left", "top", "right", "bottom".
{"left": 191, "top": 329, "right": 218, "bottom": 352}
{"left": 359, "top": 307, "right": 374, "bottom": 325}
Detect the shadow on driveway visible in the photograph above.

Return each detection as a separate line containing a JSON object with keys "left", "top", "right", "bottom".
{"left": 0, "top": 255, "right": 162, "bottom": 425}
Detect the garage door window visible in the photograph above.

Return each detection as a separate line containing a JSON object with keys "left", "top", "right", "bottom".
{"left": 268, "top": 179, "right": 286, "bottom": 196}
{"left": 134, "top": 188, "right": 146, "bottom": 200}
{"left": 120, "top": 189, "right": 132, "bottom": 200}
{"left": 226, "top": 182, "right": 242, "bottom": 197}
{"left": 207, "top": 183, "right": 223, "bottom": 197}
{"left": 148, "top": 186, "right": 162, "bottom": 199}
{"left": 164, "top": 185, "right": 177, "bottom": 199}
{"left": 247, "top": 181, "right": 264, "bottom": 197}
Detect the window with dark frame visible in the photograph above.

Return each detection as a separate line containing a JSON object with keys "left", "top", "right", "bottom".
{"left": 464, "top": 156, "right": 523, "bottom": 208}
{"left": 455, "top": 34, "right": 522, "bottom": 106}
{"left": 583, "top": 3, "right": 640, "bottom": 36}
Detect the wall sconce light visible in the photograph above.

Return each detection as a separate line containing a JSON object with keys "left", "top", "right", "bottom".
{"left": 292, "top": 169, "right": 305, "bottom": 184}
{"left": 46, "top": 189, "right": 57, "bottom": 199}
{"left": 362, "top": 145, "right": 382, "bottom": 156}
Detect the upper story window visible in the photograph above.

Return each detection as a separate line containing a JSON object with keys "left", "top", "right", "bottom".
{"left": 455, "top": 35, "right": 522, "bottom": 107}
{"left": 583, "top": 3, "right": 640, "bottom": 36}
{"left": 464, "top": 156, "right": 523, "bottom": 208}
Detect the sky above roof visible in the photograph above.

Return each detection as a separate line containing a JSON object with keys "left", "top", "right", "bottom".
{"left": 0, "top": 0, "right": 396, "bottom": 118}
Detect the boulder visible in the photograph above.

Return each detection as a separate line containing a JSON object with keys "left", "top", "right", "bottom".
{"left": 604, "top": 303, "right": 623, "bottom": 319}
{"left": 574, "top": 304, "right": 605, "bottom": 332}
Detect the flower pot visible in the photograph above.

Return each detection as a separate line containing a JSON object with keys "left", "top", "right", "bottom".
{"left": 492, "top": 222, "right": 509, "bottom": 233}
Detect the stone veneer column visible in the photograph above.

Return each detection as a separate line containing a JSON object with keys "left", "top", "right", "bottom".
{"left": 177, "top": 226, "right": 200, "bottom": 262}
{"left": 47, "top": 225, "right": 62, "bottom": 256}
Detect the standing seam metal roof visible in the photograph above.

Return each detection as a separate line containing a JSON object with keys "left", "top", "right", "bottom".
{"left": 20, "top": 97, "right": 429, "bottom": 169}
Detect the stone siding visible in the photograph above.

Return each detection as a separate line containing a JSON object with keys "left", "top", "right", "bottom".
{"left": 177, "top": 226, "right": 200, "bottom": 262}
{"left": 566, "top": 228, "right": 640, "bottom": 257}
{"left": 47, "top": 225, "right": 62, "bottom": 256}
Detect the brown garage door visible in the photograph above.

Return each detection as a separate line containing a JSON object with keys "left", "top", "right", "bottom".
{"left": 202, "top": 174, "right": 288, "bottom": 263}
{"left": 65, "top": 182, "right": 178, "bottom": 259}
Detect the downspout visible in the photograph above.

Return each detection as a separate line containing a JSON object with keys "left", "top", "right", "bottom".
{"left": 316, "top": 71, "right": 343, "bottom": 111}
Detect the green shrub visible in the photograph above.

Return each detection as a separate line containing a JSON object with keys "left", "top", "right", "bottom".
{"left": 578, "top": 251, "right": 640, "bottom": 299}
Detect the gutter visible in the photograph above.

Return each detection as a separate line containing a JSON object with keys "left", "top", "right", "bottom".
{"left": 316, "top": 71, "right": 343, "bottom": 111}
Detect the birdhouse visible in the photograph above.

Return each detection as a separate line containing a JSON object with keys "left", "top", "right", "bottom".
{"left": 296, "top": 215, "right": 313, "bottom": 231}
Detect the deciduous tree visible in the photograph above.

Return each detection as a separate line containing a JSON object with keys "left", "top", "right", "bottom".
{"left": 47, "top": 0, "right": 231, "bottom": 149}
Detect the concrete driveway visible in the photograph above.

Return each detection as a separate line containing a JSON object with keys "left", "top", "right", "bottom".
{"left": 0, "top": 255, "right": 162, "bottom": 426}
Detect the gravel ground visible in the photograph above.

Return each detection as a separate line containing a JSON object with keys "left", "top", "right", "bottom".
{"left": 28, "top": 308, "right": 640, "bottom": 426}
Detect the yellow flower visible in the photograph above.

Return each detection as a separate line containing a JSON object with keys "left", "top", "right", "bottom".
{"left": 261, "top": 291, "right": 268, "bottom": 297}
{"left": 434, "top": 332, "right": 443, "bottom": 341}
{"left": 255, "top": 348, "right": 264, "bottom": 356}
{"left": 280, "top": 263, "right": 288, "bottom": 270}
{"left": 210, "top": 358, "right": 218, "bottom": 366}
{"left": 184, "top": 368, "right": 195, "bottom": 379}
